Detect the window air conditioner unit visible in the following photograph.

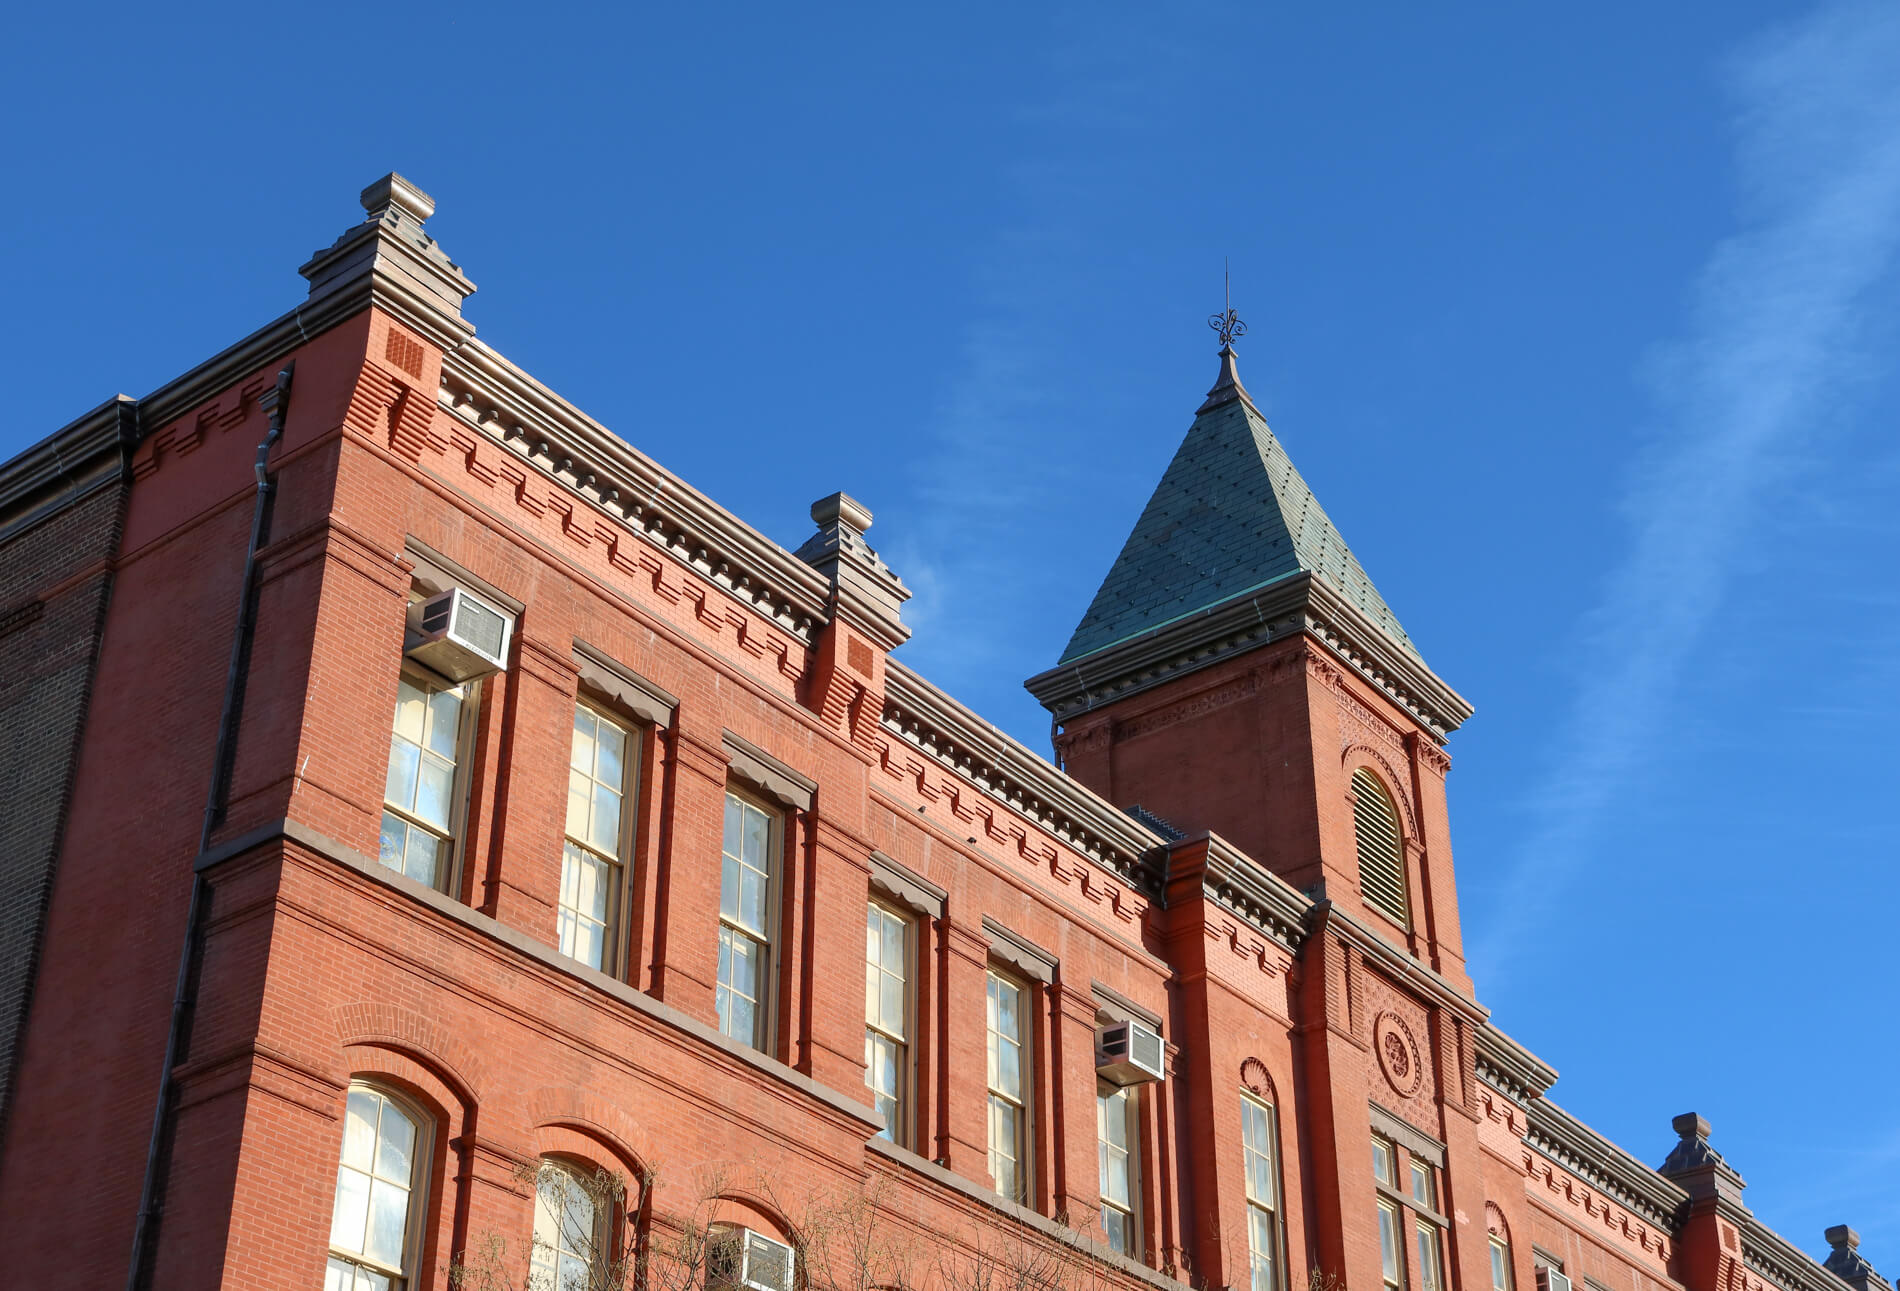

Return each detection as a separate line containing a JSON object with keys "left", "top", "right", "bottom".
{"left": 1537, "top": 1269, "right": 1572, "bottom": 1291}
{"left": 1095, "top": 1018, "right": 1165, "bottom": 1086}
{"left": 707, "top": 1227, "right": 795, "bottom": 1291}
{"left": 405, "top": 588, "right": 511, "bottom": 682}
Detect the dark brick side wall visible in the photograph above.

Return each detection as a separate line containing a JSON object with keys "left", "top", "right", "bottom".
{"left": 0, "top": 476, "right": 128, "bottom": 1144}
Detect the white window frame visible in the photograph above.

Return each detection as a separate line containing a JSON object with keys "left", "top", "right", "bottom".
{"left": 986, "top": 968, "right": 1031, "bottom": 1204}
{"left": 326, "top": 1082, "right": 433, "bottom": 1290}
{"left": 1241, "top": 1091, "right": 1280, "bottom": 1291}
{"left": 1373, "top": 1136, "right": 1406, "bottom": 1291}
{"left": 1098, "top": 1080, "right": 1139, "bottom": 1257}
{"left": 717, "top": 787, "right": 780, "bottom": 1052}
{"left": 379, "top": 664, "right": 477, "bottom": 896}
{"left": 1490, "top": 1237, "right": 1515, "bottom": 1291}
{"left": 531, "top": 1158, "right": 610, "bottom": 1290}
{"left": 864, "top": 898, "right": 912, "bottom": 1147}
{"left": 561, "top": 701, "right": 639, "bottom": 974}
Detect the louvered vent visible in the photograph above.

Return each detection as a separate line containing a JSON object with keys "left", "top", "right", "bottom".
{"left": 1351, "top": 768, "right": 1407, "bottom": 926}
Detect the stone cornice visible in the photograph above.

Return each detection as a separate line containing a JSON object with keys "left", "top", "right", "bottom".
{"left": 881, "top": 660, "right": 1166, "bottom": 889}
{"left": 439, "top": 342, "right": 831, "bottom": 644}
{"left": 1310, "top": 900, "right": 1487, "bottom": 1025}
{"left": 1745, "top": 1226, "right": 1856, "bottom": 1291}
{"left": 0, "top": 395, "right": 136, "bottom": 544}
{"left": 1523, "top": 1096, "right": 1688, "bottom": 1232}
{"left": 1475, "top": 1021, "right": 1558, "bottom": 1104}
{"left": 1178, "top": 832, "right": 1313, "bottom": 953}
{"left": 1024, "top": 571, "right": 1473, "bottom": 741}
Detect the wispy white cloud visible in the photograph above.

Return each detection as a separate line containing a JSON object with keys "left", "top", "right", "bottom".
{"left": 1475, "top": 0, "right": 1900, "bottom": 972}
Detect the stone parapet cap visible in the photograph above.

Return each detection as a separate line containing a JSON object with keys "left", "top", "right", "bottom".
{"left": 0, "top": 394, "right": 136, "bottom": 544}
{"left": 1025, "top": 571, "right": 1473, "bottom": 740}
{"left": 299, "top": 172, "right": 476, "bottom": 352}
{"left": 1523, "top": 1095, "right": 1688, "bottom": 1232}
{"left": 440, "top": 341, "right": 833, "bottom": 643}
{"left": 1170, "top": 830, "right": 1313, "bottom": 953}
{"left": 880, "top": 659, "right": 1165, "bottom": 890}
{"left": 1474, "top": 1020, "right": 1558, "bottom": 1102}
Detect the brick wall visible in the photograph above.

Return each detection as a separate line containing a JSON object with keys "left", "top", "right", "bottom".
{"left": 0, "top": 461, "right": 128, "bottom": 1145}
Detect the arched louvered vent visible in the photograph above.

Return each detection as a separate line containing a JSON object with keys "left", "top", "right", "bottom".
{"left": 1351, "top": 768, "right": 1407, "bottom": 927}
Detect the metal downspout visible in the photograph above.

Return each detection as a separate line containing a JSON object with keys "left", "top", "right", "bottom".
{"left": 124, "top": 361, "right": 294, "bottom": 1291}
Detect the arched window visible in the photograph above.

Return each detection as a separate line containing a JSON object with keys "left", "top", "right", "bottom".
{"left": 327, "top": 1083, "right": 430, "bottom": 1290}
{"left": 532, "top": 1161, "right": 607, "bottom": 1290}
{"left": 1351, "top": 768, "right": 1407, "bottom": 927}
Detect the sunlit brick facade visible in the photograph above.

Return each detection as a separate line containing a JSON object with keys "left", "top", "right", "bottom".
{"left": 0, "top": 175, "right": 1885, "bottom": 1291}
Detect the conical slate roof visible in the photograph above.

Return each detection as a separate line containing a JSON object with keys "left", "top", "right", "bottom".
{"left": 1058, "top": 348, "right": 1417, "bottom": 665}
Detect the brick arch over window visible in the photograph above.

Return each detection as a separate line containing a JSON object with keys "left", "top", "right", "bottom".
{"left": 706, "top": 1191, "right": 797, "bottom": 1245}
{"left": 1340, "top": 743, "right": 1417, "bottom": 839}
{"left": 527, "top": 1087, "right": 651, "bottom": 1183}
{"left": 332, "top": 1001, "right": 487, "bottom": 1108}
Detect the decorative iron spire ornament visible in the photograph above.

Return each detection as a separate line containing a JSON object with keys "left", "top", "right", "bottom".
{"left": 1208, "top": 258, "right": 1246, "bottom": 351}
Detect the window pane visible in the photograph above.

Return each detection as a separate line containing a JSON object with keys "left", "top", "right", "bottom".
{"left": 1250, "top": 1207, "right": 1277, "bottom": 1291}
{"left": 402, "top": 828, "right": 440, "bottom": 888}
{"left": 364, "top": 1178, "right": 410, "bottom": 1267}
{"left": 1103, "top": 1207, "right": 1130, "bottom": 1255}
{"left": 1379, "top": 1202, "right": 1403, "bottom": 1287}
{"left": 879, "top": 973, "right": 904, "bottom": 1034}
{"left": 1417, "top": 1224, "right": 1442, "bottom": 1291}
{"left": 414, "top": 755, "right": 454, "bottom": 829}
{"left": 1492, "top": 1242, "right": 1511, "bottom": 1291}
{"left": 591, "top": 781, "right": 620, "bottom": 852}
{"left": 571, "top": 707, "right": 595, "bottom": 770}
{"left": 567, "top": 770, "right": 591, "bottom": 839}
{"left": 1372, "top": 1138, "right": 1391, "bottom": 1185}
{"left": 376, "top": 1106, "right": 415, "bottom": 1183}
{"left": 997, "top": 1038, "right": 1021, "bottom": 1100}
{"left": 596, "top": 719, "right": 626, "bottom": 786}
{"left": 743, "top": 802, "right": 769, "bottom": 867}
{"left": 723, "top": 794, "right": 742, "bottom": 862}
{"left": 721, "top": 853, "right": 740, "bottom": 921}
{"left": 343, "top": 1090, "right": 378, "bottom": 1171}
{"left": 393, "top": 681, "right": 426, "bottom": 743}
{"left": 378, "top": 814, "right": 407, "bottom": 872}
{"left": 738, "top": 866, "right": 767, "bottom": 934}
{"left": 425, "top": 687, "right": 461, "bottom": 758}
{"left": 1410, "top": 1159, "right": 1433, "bottom": 1208}
{"left": 385, "top": 737, "right": 419, "bottom": 808}
{"left": 330, "top": 1166, "right": 370, "bottom": 1253}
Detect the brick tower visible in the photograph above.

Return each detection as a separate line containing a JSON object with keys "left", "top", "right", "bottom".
{"left": 1026, "top": 331, "right": 1473, "bottom": 983}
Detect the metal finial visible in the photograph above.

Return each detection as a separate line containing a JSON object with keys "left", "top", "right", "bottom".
{"left": 1208, "top": 258, "right": 1247, "bottom": 350}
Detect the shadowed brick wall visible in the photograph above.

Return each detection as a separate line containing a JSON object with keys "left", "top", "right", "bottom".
{"left": 0, "top": 404, "right": 132, "bottom": 1146}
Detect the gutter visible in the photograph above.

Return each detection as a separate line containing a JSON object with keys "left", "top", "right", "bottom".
{"left": 125, "top": 362, "right": 293, "bottom": 1291}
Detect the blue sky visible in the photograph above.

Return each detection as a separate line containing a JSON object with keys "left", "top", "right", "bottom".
{"left": 5, "top": 0, "right": 1897, "bottom": 1259}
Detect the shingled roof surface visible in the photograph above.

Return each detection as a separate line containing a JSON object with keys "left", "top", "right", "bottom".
{"left": 1058, "top": 368, "right": 1418, "bottom": 665}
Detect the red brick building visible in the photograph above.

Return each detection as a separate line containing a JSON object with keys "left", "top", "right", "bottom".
{"left": 0, "top": 175, "right": 1884, "bottom": 1291}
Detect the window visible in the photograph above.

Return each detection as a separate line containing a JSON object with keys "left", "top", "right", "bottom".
{"left": 986, "top": 969, "right": 1029, "bottom": 1202}
{"left": 864, "top": 901, "right": 910, "bottom": 1144}
{"left": 1241, "top": 1093, "right": 1280, "bottom": 1291}
{"left": 1373, "top": 1137, "right": 1405, "bottom": 1291}
{"left": 380, "top": 675, "right": 468, "bottom": 890}
{"left": 1490, "top": 1238, "right": 1514, "bottom": 1291}
{"left": 717, "top": 790, "right": 777, "bottom": 1050}
{"left": 1373, "top": 1130, "right": 1448, "bottom": 1291}
{"left": 327, "top": 1084, "right": 428, "bottom": 1290}
{"left": 531, "top": 1161, "right": 604, "bottom": 1291}
{"left": 563, "top": 704, "right": 634, "bottom": 971}
{"left": 1352, "top": 768, "right": 1407, "bottom": 927}
{"left": 1098, "top": 1082, "right": 1137, "bottom": 1255}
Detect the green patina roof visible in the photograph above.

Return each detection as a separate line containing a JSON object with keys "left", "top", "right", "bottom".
{"left": 1058, "top": 351, "right": 1417, "bottom": 665}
